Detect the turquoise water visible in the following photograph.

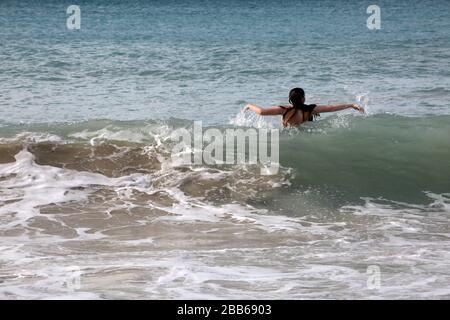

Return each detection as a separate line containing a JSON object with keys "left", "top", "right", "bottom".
{"left": 0, "top": 0, "right": 449, "bottom": 299}
{"left": 1, "top": 0, "right": 449, "bottom": 123}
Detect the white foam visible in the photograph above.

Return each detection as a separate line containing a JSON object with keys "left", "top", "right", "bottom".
{"left": 0, "top": 132, "right": 64, "bottom": 144}
{"left": 1, "top": 148, "right": 450, "bottom": 299}
{"left": 68, "top": 123, "right": 173, "bottom": 146}
{"left": 0, "top": 149, "right": 114, "bottom": 228}
{"left": 0, "top": 148, "right": 298, "bottom": 233}
{"left": 229, "top": 109, "right": 277, "bottom": 129}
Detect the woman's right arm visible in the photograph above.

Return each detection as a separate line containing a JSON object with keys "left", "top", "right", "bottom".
{"left": 313, "top": 103, "right": 364, "bottom": 114}
{"left": 244, "top": 104, "right": 285, "bottom": 116}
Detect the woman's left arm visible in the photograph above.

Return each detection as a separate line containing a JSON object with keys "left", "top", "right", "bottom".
{"left": 313, "top": 104, "right": 364, "bottom": 114}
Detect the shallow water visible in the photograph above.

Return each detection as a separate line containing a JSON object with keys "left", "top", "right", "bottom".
{"left": 0, "top": 117, "right": 449, "bottom": 299}
{"left": 1, "top": 0, "right": 450, "bottom": 299}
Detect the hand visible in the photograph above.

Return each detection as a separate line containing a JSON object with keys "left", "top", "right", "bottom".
{"left": 243, "top": 104, "right": 251, "bottom": 112}
{"left": 351, "top": 103, "right": 365, "bottom": 113}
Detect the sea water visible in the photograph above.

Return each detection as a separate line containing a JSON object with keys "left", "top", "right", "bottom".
{"left": 0, "top": 0, "right": 449, "bottom": 299}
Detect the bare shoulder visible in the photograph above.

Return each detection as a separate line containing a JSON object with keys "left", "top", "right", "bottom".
{"left": 312, "top": 104, "right": 329, "bottom": 113}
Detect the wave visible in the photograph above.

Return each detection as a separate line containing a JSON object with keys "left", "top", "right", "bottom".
{"left": 277, "top": 114, "right": 450, "bottom": 204}
{"left": 1, "top": 114, "right": 449, "bottom": 206}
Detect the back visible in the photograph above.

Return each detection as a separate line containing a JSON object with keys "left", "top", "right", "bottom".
{"left": 281, "top": 104, "right": 317, "bottom": 127}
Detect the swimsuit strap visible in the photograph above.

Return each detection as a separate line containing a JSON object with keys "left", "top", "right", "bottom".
{"left": 280, "top": 105, "right": 316, "bottom": 126}
{"left": 280, "top": 106, "right": 297, "bottom": 127}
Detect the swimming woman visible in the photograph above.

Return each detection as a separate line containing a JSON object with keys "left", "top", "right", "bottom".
{"left": 244, "top": 88, "right": 364, "bottom": 127}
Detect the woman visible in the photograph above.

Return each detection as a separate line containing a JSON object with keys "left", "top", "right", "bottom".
{"left": 244, "top": 88, "right": 364, "bottom": 127}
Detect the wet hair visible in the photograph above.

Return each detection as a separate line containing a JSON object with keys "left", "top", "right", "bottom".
{"left": 287, "top": 87, "right": 317, "bottom": 121}
{"left": 288, "top": 88, "right": 305, "bottom": 108}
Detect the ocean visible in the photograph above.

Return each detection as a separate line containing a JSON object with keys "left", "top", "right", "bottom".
{"left": 0, "top": 0, "right": 449, "bottom": 299}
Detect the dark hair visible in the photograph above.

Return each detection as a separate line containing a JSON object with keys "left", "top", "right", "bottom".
{"left": 289, "top": 88, "right": 305, "bottom": 108}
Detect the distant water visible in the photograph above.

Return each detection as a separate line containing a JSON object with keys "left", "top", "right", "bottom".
{"left": 1, "top": 0, "right": 449, "bottom": 123}
{"left": 0, "top": 0, "right": 450, "bottom": 299}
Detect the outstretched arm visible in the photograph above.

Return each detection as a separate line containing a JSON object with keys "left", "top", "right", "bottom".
{"left": 244, "top": 103, "right": 285, "bottom": 116}
{"left": 313, "top": 103, "right": 364, "bottom": 114}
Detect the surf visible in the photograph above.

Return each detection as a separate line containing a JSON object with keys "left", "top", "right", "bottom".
{"left": 1, "top": 114, "right": 449, "bottom": 206}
